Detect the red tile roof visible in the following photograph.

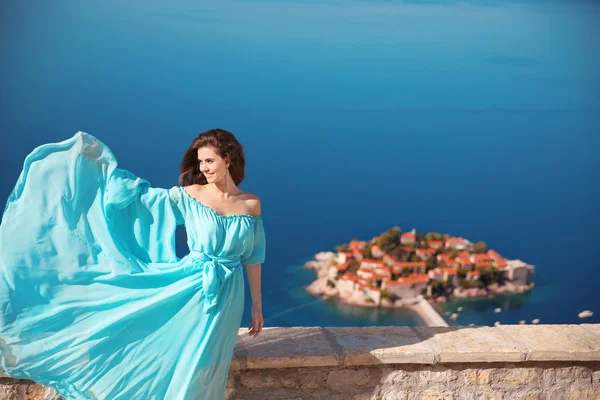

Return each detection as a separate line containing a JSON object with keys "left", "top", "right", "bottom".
{"left": 446, "top": 237, "right": 467, "bottom": 244}
{"left": 457, "top": 257, "right": 473, "bottom": 265}
{"left": 472, "top": 254, "right": 492, "bottom": 262}
{"left": 336, "top": 262, "right": 350, "bottom": 271}
{"left": 487, "top": 249, "right": 503, "bottom": 260}
{"left": 416, "top": 248, "right": 436, "bottom": 255}
{"left": 443, "top": 260, "right": 460, "bottom": 267}
{"left": 393, "top": 261, "right": 427, "bottom": 268}
{"left": 340, "top": 272, "right": 359, "bottom": 282}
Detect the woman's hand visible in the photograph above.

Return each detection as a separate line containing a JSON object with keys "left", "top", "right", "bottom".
{"left": 248, "top": 303, "right": 263, "bottom": 339}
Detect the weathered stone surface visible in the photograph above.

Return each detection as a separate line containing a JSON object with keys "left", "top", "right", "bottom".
{"left": 225, "top": 387, "right": 236, "bottom": 400}
{"left": 418, "top": 367, "right": 459, "bottom": 383}
{"left": 280, "top": 368, "right": 327, "bottom": 389}
{"left": 501, "top": 325, "right": 600, "bottom": 361}
{"left": 0, "top": 384, "right": 28, "bottom": 400}
{"left": 582, "top": 324, "right": 600, "bottom": 339}
{"left": 374, "top": 387, "right": 409, "bottom": 400}
{"left": 481, "top": 391, "right": 505, "bottom": 400}
{"left": 326, "top": 368, "right": 379, "bottom": 392}
{"left": 568, "top": 387, "right": 600, "bottom": 400}
{"left": 542, "top": 366, "right": 593, "bottom": 386}
{"left": 415, "top": 326, "right": 526, "bottom": 363}
{"left": 513, "top": 392, "right": 542, "bottom": 400}
{"left": 420, "top": 389, "right": 454, "bottom": 400}
{"left": 234, "top": 327, "right": 342, "bottom": 369}
{"left": 226, "top": 373, "right": 235, "bottom": 388}
{"left": 496, "top": 367, "right": 540, "bottom": 385}
{"left": 463, "top": 368, "right": 491, "bottom": 384}
{"left": 34, "top": 385, "right": 64, "bottom": 400}
{"left": 327, "top": 327, "right": 435, "bottom": 365}
{"left": 239, "top": 370, "right": 276, "bottom": 388}
{"left": 593, "top": 369, "right": 600, "bottom": 384}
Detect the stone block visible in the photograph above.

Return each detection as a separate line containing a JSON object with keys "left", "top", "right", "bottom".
{"left": 500, "top": 325, "right": 600, "bottom": 362}
{"left": 327, "top": 327, "right": 435, "bottom": 365}
{"left": 414, "top": 326, "right": 526, "bottom": 363}
{"left": 239, "top": 370, "right": 276, "bottom": 389}
{"left": 326, "top": 368, "right": 379, "bottom": 392}
{"left": 496, "top": 367, "right": 540, "bottom": 385}
{"left": 280, "top": 368, "right": 328, "bottom": 389}
{"left": 418, "top": 368, "right": 459, "bottom": 383}
{"left": 463, "top": 368, "right": 491, "bottom": 384}
{"left": 542, "top": 366, "right": 592, "bottom": 386}
{"left": 234, "top": 327, "right": 342, "bottom": 369}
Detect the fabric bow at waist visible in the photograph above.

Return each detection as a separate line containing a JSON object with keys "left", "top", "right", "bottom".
{"left": 188, "top": 250, "right": 242, "bottom": 313}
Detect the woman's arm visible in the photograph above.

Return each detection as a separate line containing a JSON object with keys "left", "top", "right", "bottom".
{"left": 245, "top": 263, "right": 263, "bottom": 338}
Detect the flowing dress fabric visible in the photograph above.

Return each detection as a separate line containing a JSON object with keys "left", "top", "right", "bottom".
{"left": 0, "top": 132, "right": 266, "bottom": 400}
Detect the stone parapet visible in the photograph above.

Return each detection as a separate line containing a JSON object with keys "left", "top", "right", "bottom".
{"left": 2, "top": 325, "right": 599, "bottom": 399}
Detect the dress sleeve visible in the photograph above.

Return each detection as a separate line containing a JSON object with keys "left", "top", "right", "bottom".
{"left": 241, "top": 217, "right": 266, "bottom": 265}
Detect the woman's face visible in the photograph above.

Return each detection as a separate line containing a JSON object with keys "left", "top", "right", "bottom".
{"left": 197, "top": 146, "right": 229, "bottom": 183}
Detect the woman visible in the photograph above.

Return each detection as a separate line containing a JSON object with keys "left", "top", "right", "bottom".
{"left": 0, "top": 128, "right": 266, "bottom": 399}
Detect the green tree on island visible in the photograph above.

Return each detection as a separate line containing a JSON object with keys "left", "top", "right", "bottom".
{"left": 335, "top": 244, "right": 350, "bottom": 253}
{"left": 426, "top": 232, "right": 444, "bottom": 241}
{"left": 478, "top": 267, "right": 503, "bottom": 287}
{"left": 376, "top": 226, "right": 401, "bottom": 253}
{"left": 426, "top": 256, "right": 437, "bottom": 271}
{"left": 347, "top": 259, "right": 360, "bottom": 274}
{"left": 472, "top": 241, "right": 487, "bottom": 254}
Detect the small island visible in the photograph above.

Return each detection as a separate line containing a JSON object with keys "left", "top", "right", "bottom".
{"left": 304, "top": 227, "right": 535, "bottom": 325}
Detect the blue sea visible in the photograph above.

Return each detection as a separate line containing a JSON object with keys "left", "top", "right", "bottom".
{"left": 1, "top": 0, "right": 599, "bottom": 328}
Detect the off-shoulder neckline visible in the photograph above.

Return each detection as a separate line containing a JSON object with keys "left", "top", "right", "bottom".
{"left": 178, "top": 186, "right": 261, "bottom": 220}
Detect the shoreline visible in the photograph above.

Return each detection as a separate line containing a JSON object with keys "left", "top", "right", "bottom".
{"left": 307, "top": 274, "right": 448, "bottom": 327}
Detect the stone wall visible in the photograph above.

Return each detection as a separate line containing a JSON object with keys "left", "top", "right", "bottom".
{"left": 2, "top": 325, "right": 599, "bottom": 399}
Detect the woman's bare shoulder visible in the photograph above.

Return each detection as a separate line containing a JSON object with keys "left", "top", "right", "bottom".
{"left": 239, "top": 191, "right": 261, "bottom": 216}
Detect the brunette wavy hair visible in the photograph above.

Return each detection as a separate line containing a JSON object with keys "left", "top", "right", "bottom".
{"left": 178, "top": 128, "right": 246, "bottom": 187}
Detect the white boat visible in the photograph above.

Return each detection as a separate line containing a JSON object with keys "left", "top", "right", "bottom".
{"left": 494, "top": 308, "right": 502, "bottom": 313}
{"left": 532, "top": 319, "right": 540, "bottom": 324}
{"left": 457, "top": 307, "right": 464, "bottom": 312}
{"left": 578, "top": 310, "right": 593, "bottom": 319}
{"left": 494, "top": 321, "right": 501, "bottom": 326}
{"left": 450, "top": 313, "right": 459, "bottom": 320}
{"left": 518, "top": 320, "right": 526, "bottom": 325}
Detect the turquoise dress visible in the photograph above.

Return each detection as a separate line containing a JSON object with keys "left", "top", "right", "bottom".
{"left": 0, "top": 132, "right": 266, "bottom": 400}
